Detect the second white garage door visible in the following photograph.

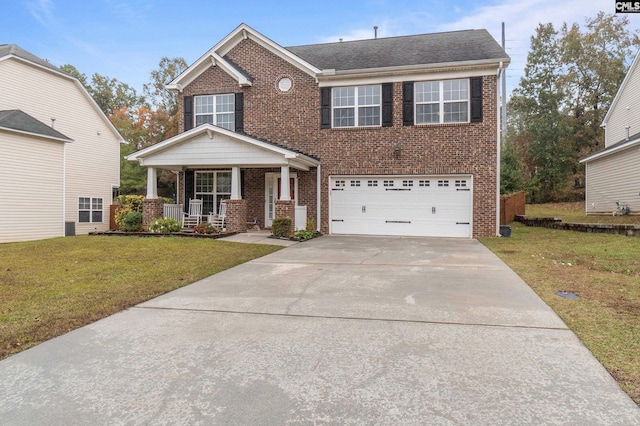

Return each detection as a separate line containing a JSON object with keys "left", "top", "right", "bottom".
{"left": 330, "top": 175, "right": 472, "bottom": 238}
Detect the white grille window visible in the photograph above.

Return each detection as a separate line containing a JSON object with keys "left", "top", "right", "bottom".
{"left": 79, "top": 197, "right": 103, "bottom": 223}
{"left": 332, "top": 85, "right": 381, "bottom": 128}
{"left": 335, "top": 180, "right": 346, "bottom": 187}
{"left": 438, "top": 180, "right": 450, "bottom": 187}
{"left": 455, "top": 180, "right": 467, "bottom": 187}
{"left": 415, "top": 79, "right": 469, "bottom": 124}
{"left": 367, "top": 180, "right": 378, "bottom": 187}
{"left": 350, "top": 180, "right": 361, "bottom": 187}
{"left": 419, "top": 180, "right": 430, "bottom": 187}
{"left": 194, "top": 94, "right": 235, "bottom": 131}
{"left": 402, "top": 180, "right": 414, "bottom": 187}
{"left": 383, "top": 180, "right": 394, "bottom": 187}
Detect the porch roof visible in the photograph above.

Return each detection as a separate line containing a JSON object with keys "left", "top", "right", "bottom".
{"left": 126, "top": 124, "right": 320, "bottom": 171}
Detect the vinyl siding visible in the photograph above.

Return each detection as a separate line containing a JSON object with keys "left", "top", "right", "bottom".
{"left": 585, "top": 145, "right": 640, "bottom": 213}
{"left": 0, "top": 58, "right": 120, "bottom": 235}
{"left": 0, "top": 132, "right": 65, "bottom": 242}
{"left": 605, "top": 62, "right": 640, "bottom": 147}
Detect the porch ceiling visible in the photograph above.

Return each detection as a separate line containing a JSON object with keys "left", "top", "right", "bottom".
{"left": 126, "top": 124, "right": 319, "bottom": 171}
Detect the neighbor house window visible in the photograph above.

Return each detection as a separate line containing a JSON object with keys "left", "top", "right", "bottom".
{"left": 332, "top": 85, "right": 381, "bottom": 127}
{"left": 194, "top": 171, "right": 231, "bottom": 214}
{"left": 415, "top": 79, "right": 469, "bottom": 124}
{"left": 194, "top": 94, "right": 235, "bottom": 131}
{"left": 78, "top": 197, "right": 103, "bottom": 223}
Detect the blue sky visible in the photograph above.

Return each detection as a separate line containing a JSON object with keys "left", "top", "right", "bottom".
{"left": 1, "top": 0, "right": 637, "bottom": 98}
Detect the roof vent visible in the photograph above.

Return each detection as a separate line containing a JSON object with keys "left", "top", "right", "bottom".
{"left": 374, "top": 26, "right": 378, "bottom": 39}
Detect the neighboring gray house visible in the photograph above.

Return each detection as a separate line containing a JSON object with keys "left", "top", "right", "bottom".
{"left": 581, "top": 51, "right": 640, "bottom": 215}
{"left": 0, "top": 44, "right": 123, "bottom": 243}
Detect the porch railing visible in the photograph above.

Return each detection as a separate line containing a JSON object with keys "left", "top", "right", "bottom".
{"left": 163, "top": 203, "right": 183, "bottom": 224}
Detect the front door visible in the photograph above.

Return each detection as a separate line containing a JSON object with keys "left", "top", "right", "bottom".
{"left": 265, "top": 173, "right": 297, "bottom": 227}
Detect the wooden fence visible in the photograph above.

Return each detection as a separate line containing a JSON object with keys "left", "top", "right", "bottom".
{"left": 500, "top": 191, "right": 526, "bottom": 225}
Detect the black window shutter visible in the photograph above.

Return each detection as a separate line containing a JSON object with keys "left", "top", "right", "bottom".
{"left": 235, "top": 92, "right": 244, "bottom": 132}
{"left": 470, "top": 77, "right": 483, "bottom": 123}
{"left": 402, "top": 82, "right": 414, "bottom": 126}
{"left": 320, "top": 87, "right": 331, "bottom": 128}
{"left": 184, "top": 170, "right": 194, "bottom": 212}
{"left": 381, "top": 83, "right": 393, "bottom": 127}
{"left": 183, "top": 96, "right": 193, "bottom": 131}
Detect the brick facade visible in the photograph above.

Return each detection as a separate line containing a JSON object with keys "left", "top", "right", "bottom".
{"left": 177, "top": 37, "right": 500, "bottom": 238}
{"left": 223, "top": 199, "right": 247, "bottom": 233}
{"left": 142, "top": 198, "right": 164, "bottom": 230}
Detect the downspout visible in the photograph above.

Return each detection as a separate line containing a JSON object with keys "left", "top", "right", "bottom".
{"left": 63, "top": 141, "right": 66, "bottom": 236}
{"left": 316, "top": 164, "right": 321, "bottom": 232}
{"left": 496, "top": 61, "right": 504, "bottom": 236}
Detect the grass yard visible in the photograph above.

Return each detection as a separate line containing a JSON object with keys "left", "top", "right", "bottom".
{"left": 525, "top": 201, "right": 640, "bottom": 225}
{"left": 481, "top": 204, "right": 640, "bottom": 405}
{"left": 0, "top": 236, "right": 282, "bottom": 360}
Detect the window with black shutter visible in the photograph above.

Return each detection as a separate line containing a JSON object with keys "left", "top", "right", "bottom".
{"left": 183, "top": 96, "right": 193, "bottom": 131}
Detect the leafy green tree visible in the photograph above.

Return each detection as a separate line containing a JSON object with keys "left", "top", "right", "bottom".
{"left": 89, "top": 73, "right": 146, "bottom": 116}
{"left": 509, "top": 23, "right": 573, "bottom": 202}
{"left": 505, "top": 13, "right": 639, "bottom": 202}
{"left": 143, "top": 56, "right": 187, "bottom": 115}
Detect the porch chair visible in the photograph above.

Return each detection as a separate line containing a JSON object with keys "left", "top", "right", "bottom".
{"left": 182, "top": 199, "right": 203, "bottom": 228}
{"left": 208, "top": 201, "right": 227, "bottom": 231}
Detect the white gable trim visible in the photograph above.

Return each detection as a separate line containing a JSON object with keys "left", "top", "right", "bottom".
{"left": 602, "top": 49, "right": 640, "bottom": 127}
{"left": 167, "top": 23, "right": 322, "bottom": 91}
{"left": 580, "top": 136, "right": 640, "bottom": 163}
{"left": 0, "top": 126, "right": 73, "bottom": 143}
{"left": 166, "top": 52, "right": 252, "bottom": 91}
{"left": 126, "top": 124, "right": 319, "bottom": 171}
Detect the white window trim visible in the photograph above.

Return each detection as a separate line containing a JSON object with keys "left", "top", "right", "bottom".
{"left": 78, "top": 197, "right": 103, "bottom": 223}
{"left": 415, "top": 79, "right": 470, "bottom": 125}
{"left": 332, "top": 85, "right": 381, "bottom": 128}
{"left": 194, "top": 170, "right": 232, "bottom": 214}
{"left": 194, "top": 94, "right": 235, "bottom": 131}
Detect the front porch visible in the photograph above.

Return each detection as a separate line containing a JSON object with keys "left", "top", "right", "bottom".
{"left": 126, "top": 124, "right": 320, "bottom": 233}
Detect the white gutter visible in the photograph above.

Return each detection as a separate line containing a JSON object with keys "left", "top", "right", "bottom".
{"left": 496, "top": 62, "right": 504, "bottom": 236}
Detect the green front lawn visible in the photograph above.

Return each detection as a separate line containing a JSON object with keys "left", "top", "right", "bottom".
{"left": 481, "top": 204, "right": 640, "bottom": 405}
{"left": 0, "top": 236, "right": 282, "bottom": 360}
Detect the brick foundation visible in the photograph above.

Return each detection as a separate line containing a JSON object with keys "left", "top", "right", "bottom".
{"left": 142, "top": 199, "right": 164, "bottom": 230}
{"left": 275, "top": 200, "right": 295, "bottom": 234}
{"left": 224, "top": 199, "right": 247, "bottom": 233}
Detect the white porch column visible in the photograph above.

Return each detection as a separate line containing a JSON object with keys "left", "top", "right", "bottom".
{"left": 146, "top": 167, "right": 158, "bottom": 199}
{"left": 279, "top": 165, "right": 291, "bottom": 200}
{"left": 231, "top": 166, "right": 242, "bottom": 200}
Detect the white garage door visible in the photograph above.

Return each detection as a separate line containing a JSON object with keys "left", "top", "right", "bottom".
{"left": 330, "top": 175, "right": 472, "bottom": 238}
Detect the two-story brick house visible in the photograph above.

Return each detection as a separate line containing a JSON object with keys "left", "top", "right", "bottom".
{"left": 128, "top": 23, "right": 509, "bottom": 238}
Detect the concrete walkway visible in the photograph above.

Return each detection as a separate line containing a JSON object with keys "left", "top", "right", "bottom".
{"left": 1, "top": 235, "right": 638, "bottom": 425}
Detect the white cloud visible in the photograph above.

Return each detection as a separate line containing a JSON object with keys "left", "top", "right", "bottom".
{"left": 26, "top": 0, "right": 56, "bottom": 28}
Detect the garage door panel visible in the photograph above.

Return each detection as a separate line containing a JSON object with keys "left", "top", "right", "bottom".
{"left": 330, "top": 176, "right": 472, "bottom": 238}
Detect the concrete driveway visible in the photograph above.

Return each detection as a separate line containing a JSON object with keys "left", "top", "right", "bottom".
{"left": 1, "top": 235, "right": 638, "bottom": 425}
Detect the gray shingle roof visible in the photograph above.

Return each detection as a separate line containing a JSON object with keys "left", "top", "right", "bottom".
{"left": 0, "top": 44, "right": 61, "bottom": 72}
{"left": 0, "top": 110, "right": 72, "bottom": 141}
{"left": 286, "top": 29, "right": 509, "bottom": 71}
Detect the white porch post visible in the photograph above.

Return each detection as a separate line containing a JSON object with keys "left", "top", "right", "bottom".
{"left": 231, "top": 166, "right": 241, "bottom": 200}
{"left": 279, "top": 165, "right": 291, "bottom": 200}
{"left": 146, "top": 167, "right": 158, "bottom": 199}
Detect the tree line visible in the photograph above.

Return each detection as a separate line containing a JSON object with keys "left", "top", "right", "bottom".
{"left": 60, "top": 57, "right": 188, "bottom": 197}
{"left": 503, "top": 12, "right": 639, "bottom": 203}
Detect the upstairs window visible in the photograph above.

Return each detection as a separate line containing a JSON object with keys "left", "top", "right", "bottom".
{"left": 194, "top": 94, "right": 235, "bottom": 131}
{"left": 415, "top": 79, "right": 469, "bottom": 124}
{"left": 332, "top": 85, "right": 381, "bottom": 128}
